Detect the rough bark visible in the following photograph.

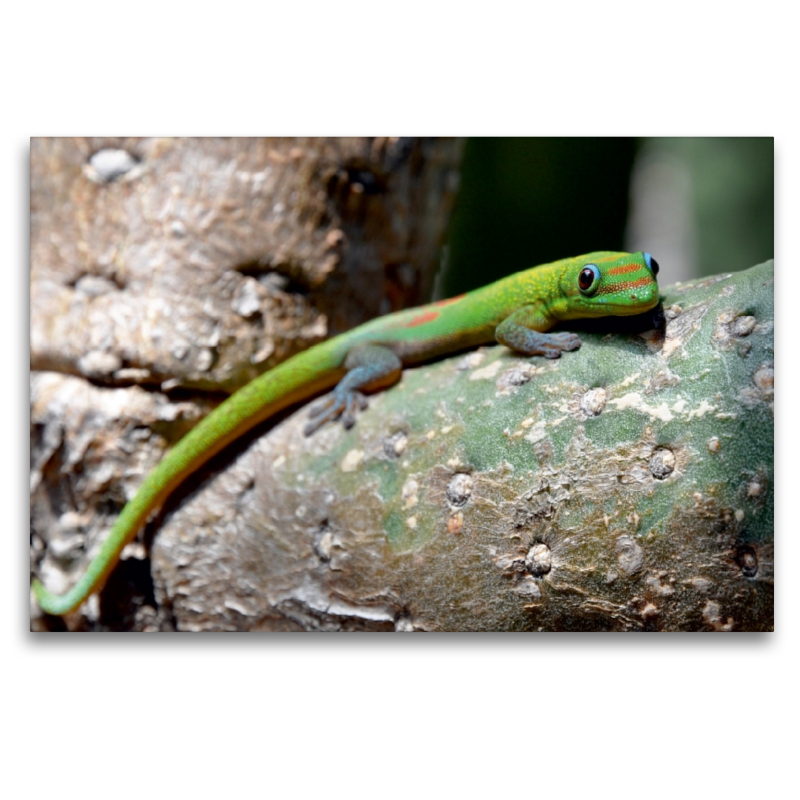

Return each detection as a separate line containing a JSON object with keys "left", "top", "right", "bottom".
{"left": 29, "top": 136, "right": 463, "bottom": 631}
{"left": 29, "top": 138, "right": 772, "bottom": 632}
{"left": 136, "top": 262, "right": 773, "bottom": 632}
{"left": 30, "top": 136, "right": 463, "bottom": 391}
{"left": 32, "top": 260, "right": 774, "bottom": 631}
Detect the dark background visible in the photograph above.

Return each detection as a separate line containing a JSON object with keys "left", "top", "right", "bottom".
{"left": 441, "top": 137, "right": 773, "bottom": 296}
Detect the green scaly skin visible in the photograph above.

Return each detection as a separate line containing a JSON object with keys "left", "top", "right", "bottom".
{"left": 32, "top": 251, "right": 660, "bottom": 616}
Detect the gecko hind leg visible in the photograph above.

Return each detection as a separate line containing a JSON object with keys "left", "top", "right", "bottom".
{"left": 304, "top": 343, "right": 403, "bottom": 435}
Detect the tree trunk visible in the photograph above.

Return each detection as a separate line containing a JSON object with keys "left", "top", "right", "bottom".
{"left": 143, "top": 261, "right": 774, "bottom": 632}
{"left": 30, "top": 136, "right": 464, "bottom": 631}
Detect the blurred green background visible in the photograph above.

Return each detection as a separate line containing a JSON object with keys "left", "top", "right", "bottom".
{"left": 440, "top": 137, "right": 773, "bottom": 296}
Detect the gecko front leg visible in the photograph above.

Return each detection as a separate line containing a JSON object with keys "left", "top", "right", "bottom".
{"left": 494, "top": 305, "right": 581, "bottom": 358}
{"left": 304, "top": 343, "right": 403, "bottom": 435}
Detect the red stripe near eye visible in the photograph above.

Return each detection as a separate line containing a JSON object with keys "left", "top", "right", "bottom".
{"left": 597, "top": 276, "right": 652, "bottom": 294}
{"left": 606, "top": 263, "right": 643, "bottom": 276}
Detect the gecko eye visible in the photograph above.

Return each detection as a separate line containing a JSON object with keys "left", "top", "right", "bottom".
{"left": 578, "top": 264, "right": 601, "bottom": 295}
{"left": 643, "top": 252, "right": 660, "bottom": 275}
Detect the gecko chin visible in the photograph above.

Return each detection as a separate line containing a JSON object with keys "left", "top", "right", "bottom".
{"left": 575, "top": 293, "right": 660, "bottom": 318}
{"left": 607, "top": 297, "right": 659, "bottom": 316}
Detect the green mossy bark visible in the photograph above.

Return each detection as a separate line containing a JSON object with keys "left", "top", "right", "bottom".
{"left": 154, "top": 261, "right": 773, "bottom": 631}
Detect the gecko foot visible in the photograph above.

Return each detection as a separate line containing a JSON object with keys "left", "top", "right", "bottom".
{"left": 545, "top": 332, "right": 581, "bottom": 352}
{"left": 303, "top": 388, "right": 369, "bottom": 436}
{"left": 529, "top": 333, "right": 582, "bottom": 359}
{"left": 495, "top": 312, "right": 583, "bottom": 358}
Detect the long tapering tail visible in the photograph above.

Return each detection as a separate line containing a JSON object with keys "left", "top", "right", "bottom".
{"left": 32, "top": 340, "right": 346, "bottom": 616}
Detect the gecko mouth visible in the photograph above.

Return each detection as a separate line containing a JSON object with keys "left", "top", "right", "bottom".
{"left": 587, "top": 285, "right": 660, "bottom": 316}
{"left": 607, "top": 297, "right": 659, "bottom": 315}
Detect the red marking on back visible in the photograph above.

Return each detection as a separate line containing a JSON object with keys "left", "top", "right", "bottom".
{"left": 401, "top": 295, "right": 464, "bottom": 328}
{"left": 606, "top": 262, "right": 643, "bottom": 276}
{"left": 404, "top": 310, "right": 440, "bottom": 327}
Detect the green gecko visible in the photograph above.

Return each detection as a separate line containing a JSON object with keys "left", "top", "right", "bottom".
{"left": 32, "top": 251, "right": 660, "bottom": 616}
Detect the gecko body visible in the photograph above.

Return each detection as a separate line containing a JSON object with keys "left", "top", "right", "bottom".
{"left": 32, "top": 251, "right": 660, "bottom": 616}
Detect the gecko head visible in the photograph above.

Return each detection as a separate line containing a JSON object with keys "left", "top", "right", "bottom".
{"left": 556, "top": 251, "right": 660, "bottom": 319}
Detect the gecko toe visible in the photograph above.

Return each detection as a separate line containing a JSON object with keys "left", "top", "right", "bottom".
{"left": 342, "top": 390, "right": 368, "bottom": 427}
{"left": 307, "top": 395, "right": 335, "bottom": 420}
{"left": 303, "top": 419, "right": 322, "bottom": 436}
{"left": 561, "top": 335, "right": 581, "bottom": 351}
{"left": 305, "top": 389, "right": 369, "bottom": 435}
{"left": 550, "top": 332, "right": 581, "bottom": 350}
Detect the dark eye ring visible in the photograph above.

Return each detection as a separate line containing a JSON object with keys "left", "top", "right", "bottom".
{"left": 578, "top": 263, "right": 600, "bottom": 295}
{"left": 644, "top": 252, "right": 660, "bottom": 275}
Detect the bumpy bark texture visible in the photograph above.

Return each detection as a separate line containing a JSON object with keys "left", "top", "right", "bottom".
{"left": 140, "top": 262, "right": 772, "bottom": 632}
{"left": 29, "top": 139, "right": 772, "bottom": 631}
{"left": 30, "top": 137, "right": 463, "bottom": 631}
{"left": 31, "top": 136, "right": 462, "bottom": 390}
{"left": 36, "top": 258, "right": 773, "bottom": 631}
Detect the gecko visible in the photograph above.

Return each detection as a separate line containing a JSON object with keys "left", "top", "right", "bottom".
{"left": 32, "top": 251, "right": 660, "bottom": 616}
